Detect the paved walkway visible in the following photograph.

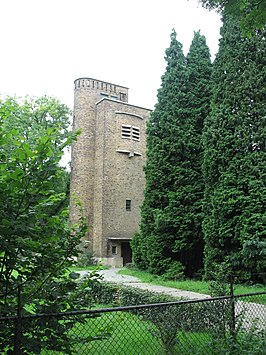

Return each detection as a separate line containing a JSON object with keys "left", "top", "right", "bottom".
{"left": 79, "top": 268, "right": 210, "bottom": 300}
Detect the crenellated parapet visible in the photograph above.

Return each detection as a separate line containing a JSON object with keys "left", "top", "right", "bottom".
{"left": 74, "top": 77, "right": 129, "bottom": 102}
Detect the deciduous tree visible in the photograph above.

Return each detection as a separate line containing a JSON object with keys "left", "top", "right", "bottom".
{"left": 198, "top": 0, "right": 266, "bottom": 35}
{"left": 0, "top": 96, "right": 98, "bottom": 353}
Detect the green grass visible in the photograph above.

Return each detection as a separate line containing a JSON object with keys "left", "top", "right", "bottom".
{"left": 41, "top": 310, "right": 164, "bottom": 354}
{"left": 118, "top": 268, "right": 266, "bottom": 296}
{"left": 41, "top": 310, "right": 202, "bottom": 354}
{"left": 74, "top": 311, "right": 164, "bottom": 354}
{"left": 41, "top": 308, "right": 265, "bottom": 354}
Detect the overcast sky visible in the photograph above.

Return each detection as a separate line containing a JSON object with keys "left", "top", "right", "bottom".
{"left": 0, "top": 0, "right": 221, "bottom": 112}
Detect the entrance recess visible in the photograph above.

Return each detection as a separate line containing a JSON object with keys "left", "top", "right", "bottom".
{"left": 121, "top": 242, "right": 132, "bottom": 266}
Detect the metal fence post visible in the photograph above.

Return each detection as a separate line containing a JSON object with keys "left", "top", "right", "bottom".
{"left": 14, "top": 277, "right": 22, "bottom": 354}
{"left": 229, "top": 275, "right": 236, "bottom": 343}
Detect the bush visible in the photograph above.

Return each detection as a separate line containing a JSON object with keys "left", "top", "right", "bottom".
{"left": 91, "top": 281, "right": 175, "bottom": 307}
{"left": 162, "top": 261, "right": 185, "bottom": 281}
{"left": 76, "top": 249, "right": 95, "bottom": 267}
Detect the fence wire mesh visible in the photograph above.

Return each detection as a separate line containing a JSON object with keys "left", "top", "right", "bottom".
{"left": 0, "top": 292, "right": 265, "bottom": 354}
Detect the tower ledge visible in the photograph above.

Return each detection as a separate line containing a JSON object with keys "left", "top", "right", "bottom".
{"left": 74, "top": 77, "right": 128, "bottom": 91}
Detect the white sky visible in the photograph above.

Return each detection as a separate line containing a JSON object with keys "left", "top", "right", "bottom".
{"left": 0, "top": 0, "right": 221, "bottom": 112}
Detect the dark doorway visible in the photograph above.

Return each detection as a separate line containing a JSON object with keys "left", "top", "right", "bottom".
{"left": 121, "top": 242, "right": 132, "bottom": 266}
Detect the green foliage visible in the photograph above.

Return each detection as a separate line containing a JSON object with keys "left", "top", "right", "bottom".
{"left": 130, "top": 232, "right": 145, "bottom": 269}
{"left": 207, "top": 263, "right": 232, "bottom": 297}
{"left": 0, "top": 96, "right": 100, "bottom": 353}
{"left": 91, "top": 280, "right": 176, "bottom": 306}
{"left": 136, "top": 29, "right": 188, "bottom": 275}
{"left": 91, "top": 282, "right": 265, "bottom": 354}
{"left": 134, "top": 30, "right": 212, "bottom": 277}
{"left": 198, "top": 0, "right": 266, "bottom": 36}
{"left": 202, "top": 14, "right": 266, "bottom": 281}
{"left": 76, "top": 249, "right": 95, "bottom": 267}
{"left": 162, "top": 261, "right": 185, "bottom": 281}
{"left": 76, "top": 240, "right": 96, "bottom": 267}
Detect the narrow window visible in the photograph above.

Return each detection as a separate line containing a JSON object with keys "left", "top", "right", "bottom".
{"left": 126, "top": 199, "right": 131, "bottom": 211}
{"left": 120, "top": 92, "right": 127, "bottom": 102}
{"left": 112, "top": 245, "right": 117, "bottom": 254}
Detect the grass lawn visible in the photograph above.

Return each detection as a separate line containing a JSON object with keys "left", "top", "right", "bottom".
{"left": 118, "top": 268, "right": 266, "bottom": 296}
{"left": 41, "top": 307, "right": 265, "bottom": 354}
{"left": 69, "top": 313, "right": 226, "bottom": 355}
{"left": 71, "top": 311, "right": 164, "bottom": 355}
{"left": 41, "top": 310, "right": 164, "bottom": 354}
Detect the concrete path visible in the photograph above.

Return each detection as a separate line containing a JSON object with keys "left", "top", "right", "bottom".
{"left": 79, "top": 268, "right": 210, "bottom": 300}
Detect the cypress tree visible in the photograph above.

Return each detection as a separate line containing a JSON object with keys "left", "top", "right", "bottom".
{"left": 202, "top": 15, "right": 266, "bottom": 281}
{"left": 181, "top": 31, "right": 212, "bottom": 276}
{"left": 132, "top": 29, "right": 188, "bottom": 275}
{"left": 132, "top": 30, "right": 212, "bottom": 278}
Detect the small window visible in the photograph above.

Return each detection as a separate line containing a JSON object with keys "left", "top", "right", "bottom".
{"left": 126, "top": 199, "right": 131, "bottom": 211}
{"left": 120, "top": 92, "right": 127, "bottom": 102}
{"left": 101, "top": 93, "right": 109, "bottom": 98}
{"left": 112, "top": 245, "right": 117, "bottom": 254}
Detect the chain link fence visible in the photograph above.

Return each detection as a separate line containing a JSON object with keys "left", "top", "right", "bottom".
{"left": 1, "top": 291, "right": 265, "bottom": 354}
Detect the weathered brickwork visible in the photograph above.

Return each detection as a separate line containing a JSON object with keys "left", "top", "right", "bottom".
{"left": 70, "top": 78, "right": 151, "bottom": 266}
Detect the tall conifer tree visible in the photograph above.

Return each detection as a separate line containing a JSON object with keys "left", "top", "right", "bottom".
{"left": 132, "top": 30, "right": 212, "bottom": 277}
{"left": 182, "top": 31, "right": 212, "bottom": 275}
{"left": 202, "top": 15, "right": 266, "bottom": 281}
{"left": 133, "top": 29, "right": 188, "bottom": 275}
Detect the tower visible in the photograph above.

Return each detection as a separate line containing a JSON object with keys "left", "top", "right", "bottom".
{"left": 70, "top": 77, "right": 151, "bottom": 266}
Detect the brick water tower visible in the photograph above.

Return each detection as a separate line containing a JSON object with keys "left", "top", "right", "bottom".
{"left": 70, "top": 77, "right": 151, "bottom": 266}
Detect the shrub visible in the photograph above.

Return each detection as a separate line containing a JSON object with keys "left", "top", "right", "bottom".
{"left": 162, "top": 261, "right": 185, "bottom": 281}
{"left": 76, "top": 241, "right": 97, "bottom": 267}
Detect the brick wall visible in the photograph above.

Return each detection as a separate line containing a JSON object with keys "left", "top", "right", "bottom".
{"left": 70, "top": 77, "right": 151, "bottom": 264}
